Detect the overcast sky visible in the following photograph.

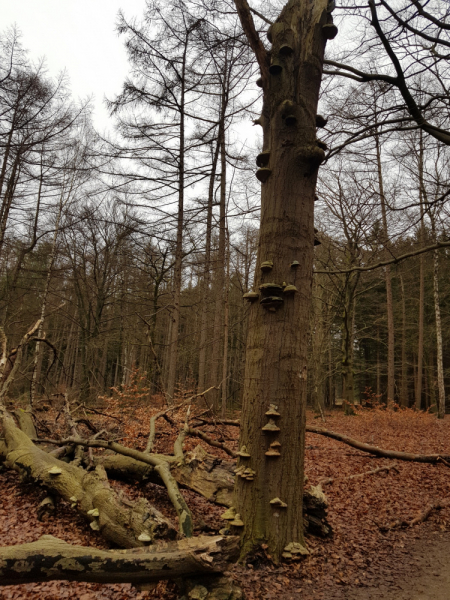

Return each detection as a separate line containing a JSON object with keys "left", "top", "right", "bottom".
{"left": 1, "top": 0, "right": 148, "bottom": 132}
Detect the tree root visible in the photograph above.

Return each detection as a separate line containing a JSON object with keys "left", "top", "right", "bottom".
{"left": 306, "top": 426, "right": 450, "bottom": 464}
{"left": 0, "top": 534, "right": 239, "bottom": 586}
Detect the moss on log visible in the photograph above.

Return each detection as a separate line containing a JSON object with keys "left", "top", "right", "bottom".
{"left": 2, "top": 412, "right": 175, "bottom": 547}
{"left": 0, "top": 534, "right": 239, "bottom": 586}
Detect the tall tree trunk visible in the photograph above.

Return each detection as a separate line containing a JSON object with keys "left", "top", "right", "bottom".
{"left": 221, "top": 229, "right": 230, "bottom": 416}
{"left": 375, "top": 132, "right": 395, "bottom": 405}
{"left": 233, "top": 0, "right": 330, "bottom": 562}
{"left": 341, "top": 273, "right": 359, "bottom": 413}
{"left": 166, "top": 55, "right": 187, "bottom": 404}
{"left": 210, "top": 90, "right": 228, "bottom": 410}
{"left": 197, "top": 143, "right": 220, "bottom": 393}
{"left": 415, "top": 134, "right": 425, "bottom": 410}
{"left": 399, "top": 274, "right": 408, "bottom": 407}
{"left": 433, "top": 248, "right": 445, "bottom": 418}
{"left": 30, "top": 197, "right": 65, "bottom": 404}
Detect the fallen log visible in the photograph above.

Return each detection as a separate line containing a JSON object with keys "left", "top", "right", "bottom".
{"left": 95, "top": 445, "right": 332, "bottom": 536}
{"left": 0, "top": 534, "right": 239, "bottom": 586}
{"left": 306, "top": 426, "right": 450, "bottom": 465}
{"left": 1, "top": 412, "right": 176, "bottom": 547}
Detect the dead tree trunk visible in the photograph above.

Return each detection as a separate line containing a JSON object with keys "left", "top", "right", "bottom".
{"left": 233, "top": 0, "right": 332, "bottom": 562}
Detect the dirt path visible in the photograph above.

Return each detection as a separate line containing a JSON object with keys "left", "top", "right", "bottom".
{"left": 312, "top": 530, "right": 450, "bottom": 600}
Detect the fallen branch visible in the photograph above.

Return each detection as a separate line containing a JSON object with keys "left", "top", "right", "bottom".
{"left": 380, "top": 500, "right": 450, "bottom": 531}
{"left": 306, "top": 426, "right": 450, "bottom": 465}
{"left": 319, "top": 463, "right": 399, "bottom": 486}
{"left": 33, "top": 434, "right": 193, "bottom": 537}
{"left": 185, "top": 426, "right": 237, "bottom": 459}
{"left": 145, "top": 385, "right": 218, "bottom": 453}
{"left": 0, "top": 534, "right": 239, "bottom": 586}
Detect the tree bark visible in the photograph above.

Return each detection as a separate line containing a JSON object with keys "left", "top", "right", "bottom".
{"left": 0, "top": 534, "right": 239, "bottom": 586}
{"left": 1, "top": 412, "right": 176, "bottom": 547}
{"left": 375, "top": 132, "right": 395, "bottom": 405}
{"left": 233, "top": 0, "right": 331, "bottom": 562}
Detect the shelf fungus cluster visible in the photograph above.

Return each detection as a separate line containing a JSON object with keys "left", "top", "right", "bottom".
{"left": 243, "top": 291, "right": 259, "bottom": 302}
{"left": 282, "top": 542, "right": 309, "bottom": 560}
{"left": 265, "top": 441, "right": 281, "bottom": 457}
{"left": 87, "top": 507, "right": 100, "bottom": 531}
{"left": 237, "top": 445, "right": 251, "bottom": 458}
{"left": 221, "top": 506, "right": 236, "bottom": 521}
{"left": 262, "top": 403, "right": 281, "bottom": 432}
{"left": 260, "top": 260, "right": 273, "bottom": 272}
{"left": 235, "top": 466, "right": 256, "bottom": 481}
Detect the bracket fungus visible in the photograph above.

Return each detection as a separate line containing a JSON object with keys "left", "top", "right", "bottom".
{"left": 260, "top": 296, "right": 284, "bottom": 311}
{"left": 243, "top": 291, "right": 259, "bottom": 302}
{"left": 87, "top": 508, "right": 100, "bottom": 517}
{"left": 283, "top": 542, "right": 309, "bottom": 557}
{"left": 316, "top": 114, "right": 328, "bottom": 128}
{"left": 285, "top": 114, "right": 297, "bottom": 126}
{"left": 259, "top": 282, "right": 283, "bottom": 294}
{"left": 265, "top": 446, "right": 281, "bottom": 457}
{"left": 317, "top": 139, "right": 328, "bottom": 151}
{"left": 283, "top": 284, "right": 298, "bottom": 294}
{"left": 229, "top": 514, "right": 244, "bottom": 527}
{"left": 265, "top": 405, "right": 280, "bottom": 417}
{"left": 290, "top": 260, "right": 300, "bottom": 268}
{"left": 260, "top": 260, "right": 273, "bottom": 272}
{"left": 256, "top": 150, "right": 271, "bottom": 167}
{"left": 322, "top": 23, "right": 338, "bottom": 39}
{"left": 269, "top": 59, "right": 282, "bottom": 75}
{"left": 138, "top": 532, "right": 152, "bottom": 543}
{"left": 256, "top": 77, "right": 263, "bottom": 88}
{"left": 48, "top": 466, "right": 62, "bottom": 476}
{"left": 221, "top": 507, "right": 237, "bottom": 521}
{"left": 256, "top": 167, "right": 272, "bottom": 183}
{"left": 279, "top": 43, "right": 294, "bottom": 55}
{"left": 90, "top": 521, "right": 100, "bottom": 531}
{"left": 262, "top": 418, "right": 281, "bottom": 432}
{"left": 237, "top": 445, "right": 251, "bottom": 458}
{"left": 270, "top": 497, "right": 288, "bottom": 508}
{"left": 241, "top": 468, "right": 256, "bottom": 480}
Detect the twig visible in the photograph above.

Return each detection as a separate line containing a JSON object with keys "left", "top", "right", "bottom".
{"left": 144, "top": 385, "right": 219, "bottom": 453}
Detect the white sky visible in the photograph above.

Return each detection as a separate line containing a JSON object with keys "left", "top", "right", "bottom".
{"left": 1, "top": 0, "right": 148, "bottom": 132}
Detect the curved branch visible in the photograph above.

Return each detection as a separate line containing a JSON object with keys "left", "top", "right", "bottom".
{"left": 233, "top": 0, "right": 269, "bottom": 80}
{"left": 314, "top": 239, "right": 450, "bottom": 274}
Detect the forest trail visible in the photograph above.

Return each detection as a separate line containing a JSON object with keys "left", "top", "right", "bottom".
{"left": 321, "top": 530, "right": 450, "bottom": 600}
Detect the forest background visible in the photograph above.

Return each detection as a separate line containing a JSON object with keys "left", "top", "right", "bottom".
{"left": 1, "top": 0, "right": 449, "bottom": 423}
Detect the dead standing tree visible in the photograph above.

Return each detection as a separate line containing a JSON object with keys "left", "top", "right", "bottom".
{"left": 231, "top": 0, "right": 335, "bottom": 561}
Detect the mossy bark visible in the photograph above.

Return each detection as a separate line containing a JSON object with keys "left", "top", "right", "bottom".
{"left": 0, "top": 535, "right": 239, "bottom": 586}
{"left": 233, "top": 0, "right": 331, "bottom": 561}
{"left": 1, "top": 412, "right": 175, "bottom": 547}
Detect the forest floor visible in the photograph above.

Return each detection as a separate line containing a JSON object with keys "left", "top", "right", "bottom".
{"left": 1, "top": 400, "right": 450, "bottom": 600}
